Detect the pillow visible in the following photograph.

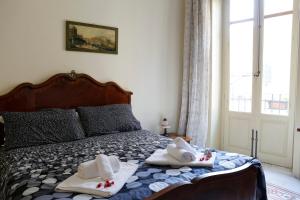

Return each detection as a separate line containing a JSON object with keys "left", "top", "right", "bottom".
{"left": 2, "top": 109, "right": 85, "bottom": 150}
{"left": 77, "top": 104, "right": 141, "bottom": 137}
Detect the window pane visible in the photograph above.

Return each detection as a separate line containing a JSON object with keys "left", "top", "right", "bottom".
{"left": 261, "top": 15, "right": 292, "bottom": 116}
{"left": 230, "top": 0, "right": 254, "bottom": 22}
{"left": 229, "top": 22, "right": 253, "bottom": 112}
{"left": 264, "top": 0, "right": 293, "bottom": 16}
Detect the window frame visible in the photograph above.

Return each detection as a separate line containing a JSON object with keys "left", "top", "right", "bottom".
{"left": 222, "top": 0, "right": 299, "bottom": 117}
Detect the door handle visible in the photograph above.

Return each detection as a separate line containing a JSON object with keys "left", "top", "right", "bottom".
{"left": 251, "top": 129, "right": 254, "bottom": 157}
{"left": 253, "top": 70, "right": 260, "bottom": 78}
{"left": 255, "top": 130, "right": 258, "bottom": 158}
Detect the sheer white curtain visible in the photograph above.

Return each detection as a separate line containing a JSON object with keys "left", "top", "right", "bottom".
{"left": 178, "top": 0, "right": 211, "bottom": 147}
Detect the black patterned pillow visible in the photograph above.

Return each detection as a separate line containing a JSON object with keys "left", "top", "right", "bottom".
{"left": 3, "top": 109, "right": 85, "bottom": 150}
{"left": 77, "top": 104, "right": 142, "bottom": 136}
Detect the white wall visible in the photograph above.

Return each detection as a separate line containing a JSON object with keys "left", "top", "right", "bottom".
{"left": 0, "top": 0, "right": 184, "bottom": 133}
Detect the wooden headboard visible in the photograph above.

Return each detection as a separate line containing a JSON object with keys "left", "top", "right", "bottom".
{"left": 0, "top": 70, "right": 133, "bottom": 145}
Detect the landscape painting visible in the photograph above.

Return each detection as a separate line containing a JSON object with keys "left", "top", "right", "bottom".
{"left": 66, "top": 21, "right": 118, "bottom": 54}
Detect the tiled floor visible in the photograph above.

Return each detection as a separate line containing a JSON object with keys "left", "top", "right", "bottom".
{"left": 263, "top": 163, "right": 300, "bottom": 193}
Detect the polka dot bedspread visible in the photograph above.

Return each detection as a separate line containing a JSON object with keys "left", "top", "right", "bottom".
{"left": 0, "top": 130, "right": 265, "bottom": 200}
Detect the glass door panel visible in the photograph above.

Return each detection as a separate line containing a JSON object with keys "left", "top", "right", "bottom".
{"left": 261, "top": 15, "right": 293, "bottom": 115}
{"left": 264, "top": 0, "right": 293, "bottom": 15}
{"left": 229, "top": 21, "right": 253, "bottom": 112}
{"left": 230, "top": 0, "right": 254, "bottom": 21}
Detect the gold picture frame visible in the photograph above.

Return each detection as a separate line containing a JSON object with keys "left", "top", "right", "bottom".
{"left": 66, "top": 21, "right": 118, "bottom": 54}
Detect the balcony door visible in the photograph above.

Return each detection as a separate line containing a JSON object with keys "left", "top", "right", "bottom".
{"left": 223, "top": 0, "right": 298, "bottom": 167}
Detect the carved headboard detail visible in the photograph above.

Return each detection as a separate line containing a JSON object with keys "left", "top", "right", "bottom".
{"left": 0, "top": 70, "right": 133, "bottom": 145}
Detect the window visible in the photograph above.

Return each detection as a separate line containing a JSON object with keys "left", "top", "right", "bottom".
{"left": 229, "top": 0, "right": 254, "bottom": 112}
{"left": 261, "top": 0, "right": 293, "bottom": 115}
{"left": 228, "top": 0, "right": 294, "bottom": 116}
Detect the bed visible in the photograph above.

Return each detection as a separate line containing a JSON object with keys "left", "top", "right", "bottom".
{"left": 0, "top": 71, "right": 267, "bottom": 200}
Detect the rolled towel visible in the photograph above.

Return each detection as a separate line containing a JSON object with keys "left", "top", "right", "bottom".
{"left": 96, "top": 154, "right": 114, "bottom": 180}
{"left": 174, "top": 137, "right": 197, "bottom": 154}
{"left": 108, "top": 155, "right": 121, "bottom": 173}
{"left": 77, "top": 156, "right": 120, "bottom": 179}
{"left": 78, "top": 160, "right": 100, "bottom": 179}
{"left": 167, "top": 144, "right": 196, "bottom": 162}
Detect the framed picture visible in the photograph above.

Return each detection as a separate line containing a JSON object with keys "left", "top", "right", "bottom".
{"left": 66, "top": 21, "right": 118, "bottom": 54}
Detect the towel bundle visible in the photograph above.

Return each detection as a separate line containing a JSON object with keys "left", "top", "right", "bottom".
{"left": 145, "top": 149, "right": 216, "bottom": 167}
{"left": 174, "top": 137, "right": 197, "bottom": 155}
{"left": 166, "top": 137, "right": 197, "bottom": 162}
{"left": 56, "top": 162, "right": 139, "bottom": 197}
{"left": 78, "top": 155, "right": 120, "bottom": 180}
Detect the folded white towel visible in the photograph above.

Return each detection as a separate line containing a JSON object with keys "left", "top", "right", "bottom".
{"left": 174, "top": 137, "right": 197, "bottom": 154}
{"left": 56, "top": 162, "right": 138, "bottom": 197}
{"left": 146, "top": 149, "right": 216, "bottom": 167}
{"left": 108, "top": 156, "right": 121, "bottom": 173}
{"left": 78, "top": 160, "right": 100, "bottom": 179}
{"left": 78, "top": 156, "right": 121, "bottom": 179}
{"left": 96, "top": 154, "right": 114, "bottom": 180}
{"left": 167, "top": 144, "right": 196, "bottom": 162}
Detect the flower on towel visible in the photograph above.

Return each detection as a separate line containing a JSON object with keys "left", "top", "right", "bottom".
{"left": 104, "top": 179, "right": 115, "bottom": 188}
{"left": 199, "top": 150, "right": 212, "bottom": 161}
{"left": 96, "top": 182, "right": 102, "bottom": 188}
{"left": 96, "top": 180, "right": 115, "bottom": 189}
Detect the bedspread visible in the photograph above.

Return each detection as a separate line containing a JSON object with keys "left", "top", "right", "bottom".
{"left": 0, "top": 130, "right": 267, "bottom": 200}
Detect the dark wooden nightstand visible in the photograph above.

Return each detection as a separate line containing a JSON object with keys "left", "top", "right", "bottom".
{"left": 167, "top": 133, "right": 192, "bottom": 143}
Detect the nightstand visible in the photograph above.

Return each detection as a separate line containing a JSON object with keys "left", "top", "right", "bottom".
{"left": 167, "top": 133, "right": 192, "bottom": 143}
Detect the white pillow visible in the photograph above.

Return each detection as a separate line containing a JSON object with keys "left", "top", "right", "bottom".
{"left": 0, "top": 116, "right": 4, "bottom": 124}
